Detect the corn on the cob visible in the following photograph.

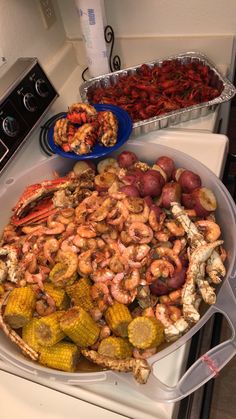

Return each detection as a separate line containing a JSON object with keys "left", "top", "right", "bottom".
{"left": 35, "top": 311, "right": 65, "bottom": 346}
{"left": 3, "top": 287, "right": 36, "bottom": 329}
{"left": 44, "top": 283, "right": 69, "bottom": 310}
{"left": 22, "top": 318, "right": 41, "bottom": 352}
{"left": 98, "top": 337, "right": 133, "bottom": 359}
{"left": 60, "top": 307, "right": 100, "bottom": 347}
{"left": 105, "top": 303, "right": 132, "bottom": 337}
{"left": 128, "top": 316, "right": 164, "bottom": 349}
{"left": 66, "top": 277, "right": 94, "bottom": 311}
{"left": 39, "top": 342, "right": 80, "bottom": 372}
{"left": 49, "top": 263, "right": 77, "bottom": 288}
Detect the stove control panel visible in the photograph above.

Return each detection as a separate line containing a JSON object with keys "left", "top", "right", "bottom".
{"left": 0, "top": 57, "right": 58, "bottom": 173}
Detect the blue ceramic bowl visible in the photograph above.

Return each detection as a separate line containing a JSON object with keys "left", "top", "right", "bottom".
{"left": 48, "top": 104, "right": 133, "bottom": 160}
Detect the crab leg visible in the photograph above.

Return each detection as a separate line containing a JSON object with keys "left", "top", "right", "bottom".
{"left": 170, "top": 202, "right": 226, "bottom": 283}
{"left": 183, "top": 240, "right": 224, "bottom": 323}
{"left": 81, "top": 349, "right": 151, "bottom": 384}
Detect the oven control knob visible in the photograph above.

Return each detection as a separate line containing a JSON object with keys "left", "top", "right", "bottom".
{"left": 35, "top": 78, "right": 49, "bottom": 97}
{"left": 23, "top": 93, "right": 38, "bottom": 112}
{"left": 2, "top": 116, "right": 20, "bottom": 137}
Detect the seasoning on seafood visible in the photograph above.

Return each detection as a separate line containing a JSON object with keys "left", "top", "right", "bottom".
{"left": 81, "top": 349, "right": 151, "bottom": 384}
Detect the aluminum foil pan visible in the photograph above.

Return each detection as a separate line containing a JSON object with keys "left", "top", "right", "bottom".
{"left": 80, "top": 51, "right": 236, "bottom": 136}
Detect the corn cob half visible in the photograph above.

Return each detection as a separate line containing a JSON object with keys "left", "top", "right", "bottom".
{"left": 35, "top": 311, "right": 65, "bottom": 346}
{"left": 105, "top": 303, "right": 132, "bottom": 337}
{"left": 98, "top": 337, "right": 133, "bottom": 359}
{"left": 60, "top": 307, "right": 100, "bottom": 347}
{"left": 66, "top": 277, "right": 94, "bottom": 311}
{"left": 44, "top": 282, "right": 69, "bottom": 310}
{"left": 128, "top": 316, "right": 164, "bottom": 349}
{"left": 3, "top": 287, "right": 36, "bottom": 329}
{"left": 39, "top": 342, "right": 80, "bottom": 372}
{"left": 22, "top": 318, "right": 41, "bottom": 352}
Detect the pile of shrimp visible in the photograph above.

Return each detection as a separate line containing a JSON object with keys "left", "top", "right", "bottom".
{"left": 0, "top": 165, "right": 226, "bottom": 361}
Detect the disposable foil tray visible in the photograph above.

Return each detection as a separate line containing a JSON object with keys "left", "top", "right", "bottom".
{"left": 80, "top": 51, "right": 236, "bottom": 136}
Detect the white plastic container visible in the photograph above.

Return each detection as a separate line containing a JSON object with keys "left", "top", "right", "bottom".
{"left": 0, "top": 140, "right": 236, "bottom": 403}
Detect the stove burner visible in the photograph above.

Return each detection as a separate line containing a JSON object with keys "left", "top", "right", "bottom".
{"left": 39, "top": 112, "right": 65, "bottom": 156}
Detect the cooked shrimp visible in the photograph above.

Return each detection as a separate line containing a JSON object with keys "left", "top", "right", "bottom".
{"left": 133, "top": 347, "right": 157, "bottom": 360}
{"left": 150, "top": 259, "right": 175, "bottom": 278}
{"left": 124, "top": 269, "right": 140, "bottom": 290}
{"left": 77, "top": 250, "right": 93, "bottom": 275}
{"left": 148, "top": 210, "right": 165, "bottom": 232}
{"left": 43, "top": 238, "right": 59, "bottom": 264}
{"left": 110, "top": 273, "right": 137, "bottom": 304}
{"left": 128, "top": 222, "right": 153, "bottom": 244}
{"left": 155, "top": 247, "right": 182, "bottom": 273}
{"left": 35, "top": 293, "right": 56, "bottom": 316}
{"left": 128, "top": 201, "right": 150, "bottom": 223}
{"left": 195, "top": 220, "right": 221, "bottom": 242}
{"left": 91, "top": 268, "right": 114, "bottom": 283}
{"left": 55, "top": 208, "right": 75, "bottom": 225}
{"left": 44, "top": 215, "right": 65, "bottom": 235}
{"left": 165, "top": 220, "right": 185, "bottom": 237}
{"left": 55, "top": 250, "right": 78, "bottom": 280}
{"left": 90, "top": 282, "right": 111, "bottom": 311}
{"left": 76, "top": 224, "right": 97, "bottom": 238}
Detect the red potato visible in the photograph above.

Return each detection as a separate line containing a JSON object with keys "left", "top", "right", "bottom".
{"left": 159, "top": 182, "right": 182, "bottom": 209}
{"left": 73, "top": 160, "right": 96, "bottom": 175}
{"left": 190, "top": 187, "right": 217, "bottom": 216}
{"left": 117, "top": 151, "right": 138, "bottom": 168}
{"left": 178, "top": 170, "right": 202, "bottom": 193}
{"left": 150, "top": 204, "right": 164, "bottom": 220}
{"left": 144, "top": 196, "right": 153, "bottom": 207}
{"left": 146, "top": 169, "right": 165, "bottom": 188}
{"left": 181, "top": 193, "right": 195, "bottom": 209}
{"left": 139, "top": 171, "right": 163, "bottom": 197}
{"left": 152, "top": 164, "right": 168, "bottom": 183}
{"left": 166, "top": 267, "right": 187, "bottom": 290}
{"left": 149, "top": 279, "right": 169, "bottom": 296}
{"left": 155, "top": 156, "right": 175, "bottom": 180}
{"left": 94, "top": 172, "right": 117, "bottom": 191}
{"left": 119, "top": 185, "right": 140, "bottom": 197}
{"left": 172, "top": 167, "right": 186, "bottom": 182}
{"left": 122, "top": 168, "right": 144, "bottom": 186}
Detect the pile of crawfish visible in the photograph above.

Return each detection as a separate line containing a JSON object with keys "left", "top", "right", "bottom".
{"left": 88, "top": 60, "right": 222, "bottom": 122}
{"left": 0, "top": 152, "right": 226, "bottom": 383}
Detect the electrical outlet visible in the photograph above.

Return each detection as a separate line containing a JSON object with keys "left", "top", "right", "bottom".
{"left": 38, "top": 0, "right": 56, "bottom": 29}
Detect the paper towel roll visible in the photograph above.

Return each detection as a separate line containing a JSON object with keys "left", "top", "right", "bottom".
{"left": 75, "top": 0, "right": 110, "bottom": 77}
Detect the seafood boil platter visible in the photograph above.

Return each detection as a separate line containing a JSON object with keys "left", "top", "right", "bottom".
{"left": 0, "top": 52, "right": 236, "bottom": 417}
{"left": 0, "top": 136, "right": 236, "bottom": 404}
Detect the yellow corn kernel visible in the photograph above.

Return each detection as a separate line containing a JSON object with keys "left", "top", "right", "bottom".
{"left": 39, "top": 342, "right": 80, "bottom": 372}
{"left": 35, "top": 311, "right": 65, "bottom": 346}
{"left": 3, "top": 287, "right": 36, "bottom": 329}
{"left": 105, "top": 302, "right": 132, "bottom": 337}
{"left": 128, "top": 316, "right": 164, "bottom": 350}
{"left": 22, "top": 318, "right": 41, "bottom": 352}
{"left": 98, "top": 337, "right": 133, "bottom": 359}
{"left": 49, "top": 263, "right": 77, "bottom": 288}
{"left": 66, "top": 277, "right": 94, "bottom": 311}
{"left": 44, "top": 283, "right": 69, "bottom": 310}
{"left": 60, "top": 307, "right": 100, "bottom": 347}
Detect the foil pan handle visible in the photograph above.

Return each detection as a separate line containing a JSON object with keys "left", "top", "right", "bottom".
{"left": 113, "top": 275, "right": 236, "bottom": 402}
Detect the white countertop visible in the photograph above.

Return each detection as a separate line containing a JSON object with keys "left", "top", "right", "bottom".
{"left": 0, "top": 64, "right": 229, "bottom": 419}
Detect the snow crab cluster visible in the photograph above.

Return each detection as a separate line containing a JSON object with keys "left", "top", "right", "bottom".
{"left": 53, "top": 103, "right": 118, "bottom": 155}
{"left": 0, "top": 151, "right": 226, "bottom": 384}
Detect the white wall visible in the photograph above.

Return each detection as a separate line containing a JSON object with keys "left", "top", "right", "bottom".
{"left": 58, "top": 0, "right": 236, "bottom": 39}
{"left": 0, "top": 0, "right": 66, "bottom": 73}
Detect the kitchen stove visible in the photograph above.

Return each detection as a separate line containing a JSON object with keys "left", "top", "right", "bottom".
{"left": 0, "top": 57, "right": 58, "bottom": 173}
